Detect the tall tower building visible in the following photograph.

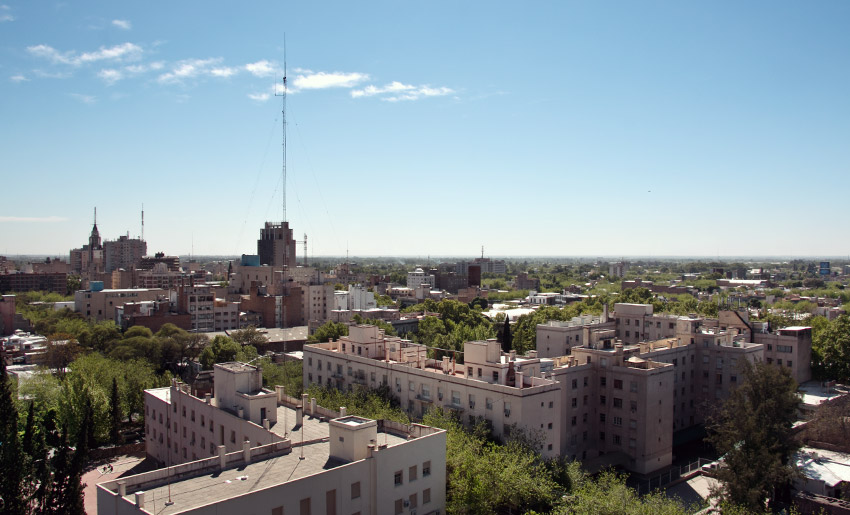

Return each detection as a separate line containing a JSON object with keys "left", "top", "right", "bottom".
{"left": 257, "top": 221, "right": 296, "bottom": 268}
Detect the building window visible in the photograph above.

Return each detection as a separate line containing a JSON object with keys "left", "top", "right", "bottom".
{"left": 571, "top": 397, "right": 577, "bottom": 408}
{"left": 300, "top": 498, "right": 311, "bottom": 515}
{"left": 600, "top": 377, "right": 607, "bottom": 387}
{"left": 630, "top": 381, "right": 637, "bottom": 393}
{"left": 451, "top": 391, "right": 461, "bottom": 407}
{"left": 469, "top": 394, "right": 475, "bottom": 409}
{"left": 571, "top": 416, "right": 577, "bottom": 426}
{"left": 613, "top": 416, "right": 622, "bottom": 427}
{"left": 230, "top": 431, "right": 236, "bottom": 443}
{"left": 571, "top": 379, "right": 578, "bottom": 389}
{"left": 600, "top": 413, "right": 606, "bottom": 423}
{"left": 423, "top": 488, "right": 431, "bottom": 504}
{"left": 409, "top": 465, "right": 418, "bottom": 481}
{"left": 600, "top": 395, "right": 606, "bottom": 405}
{"left": 614, "top": 379, "right": 623, "bottom": 390}
{"left": 492, "top": 371, "right": 499, "bottom": 382}
{"left": 394, "top": 470, "right": 403, "bottom": 486}
{"left": 423, "top": 460, "right": 431, "bottom": 476}
{"left": 599, "top": 431, "right": 605, "bottom": 441}
{"left": 486, "top": 398, "right": 493, "bottom": 410}
{"left": 409, "top": 493, "right": 418, "bottom": 509}
{"left": 394, "top": 499, "right": 403, "bottom": 515}
{"left": 351, "top": 481, "right": 361, "bottom": 499}
{"left": 613, "top": 434, "right": 622, "bottom": 445}
{"left": 613, "top": 398, "right": 622, "bottom": 408}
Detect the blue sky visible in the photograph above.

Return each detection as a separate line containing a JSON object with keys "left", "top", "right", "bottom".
{"left": 1, "top": 1, "right": 848, "bottom": 258}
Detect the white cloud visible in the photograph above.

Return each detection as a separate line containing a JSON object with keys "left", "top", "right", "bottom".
{"left": 124, "top": 61, "right": 164, "bottom": 74}
{"left": 292, "top": 71, "right": 368, "bottom": 90}
{"left": 97, "top": 68, "right": 123, "bottom": 85}
{"left": 0, "top": 216, "right": 68, "bottom": 223}
{"left": 247, "top": 92, "right": 271, "bottom": 102}
{"left": 157, "top": 58, "right": 236, "bottom": 84}
{"left": 68, "top": 93, "right": 96, "bottom": 104}
{"left": 112, "top": 19, "right": 131, "bottom": 30}
{"left": 211, "top": 67, "right": 237, "bottom": 78}
{"left": 351, "top": 81, "right": 454, "bottom": 101}
{"left": 32, "top": 69, "right": 72, "bottom": 79}
{"left": 0, "top": 4, "right": 12, "bottom": 22}
{"left": 245, "top": 60, "right": 275, "bottom": 77}
{"left": 27, "top": 42, "right": 142, "bottom": 66}
{"left": 10, "top": 74, "right": 28, "bottom": 82}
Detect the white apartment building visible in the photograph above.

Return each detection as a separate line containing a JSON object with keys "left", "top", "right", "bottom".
{"left": 213, "top": 298, "right": 240, "bottom": 331}
{"left": 304, "top": 325, "right": 563, "bottom": 458}
{"left": 124, "top": 361, "right": 447, "bottom": 515}
{"left": 536, "top": 313, "right": 616, "bottom": 358}
{"left": 106, "top": 409, "right": 444, "bottom": 515}
{"left": 334, "top": 284, "right": 377, "bottom": 311}
{"left": 302, "top": 283, "right": 334, "bottom": 325}
{"left": 178, "top": 285, "right": 215, "bottom": 333}
{"left": 406, "top": 268, "right": 435, "bottom": 290}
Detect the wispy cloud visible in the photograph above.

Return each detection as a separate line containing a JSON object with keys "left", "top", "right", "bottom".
{"left": 247, "top": 92, "right": 271, "bottom": 102}
{"left": 97, "top": 69, "right": 123, "bottom": 85}
{"left": 124, "top": 61, "right": 164, "bottom": 74}
{"left": 10, "top": 74, "right": 29, "bottom": 82}
{"left": 351, "top": 81, "right": 454, "bottom": 101}
{"left": 68, "top": 93, "right": 96, "bottom": 104}
{"left": 28, "top": 42, "right": 143, "bottom": 66}
{"left": 245, "top": 60, "right": 276, "bottom": 78}
{"left": 112, "top": 19, "right": 131, "bottom": 30}
{"left": 211, "top": 66, "right": 237, "bottom": 78}
{"left": 0, "top": 216, "right": 68, "bottom": 223}
{"left": 0, "top": 4, "right": 13, "bottom": 22}
{"left": 157, "top": 58, "right": 231, "bottom": 83}
{"left": 292, "top": 71, "right": 368, "bottom": 90}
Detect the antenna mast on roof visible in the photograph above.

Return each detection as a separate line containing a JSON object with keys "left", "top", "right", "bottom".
{"left": 275, "top": 36, "right": 288, "bottom": 225}
{"left": 141, "top": 204, "right": 144, "bottom": 241}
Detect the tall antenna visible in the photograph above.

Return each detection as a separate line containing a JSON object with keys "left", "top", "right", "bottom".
{"left": 141, "top": 204, "right": 145, "bottom": 241}
{"left": 303, "top": 233, "right": 308, "bottom": 267}
{"left": 275, "top": 36, "right": 288, "bottom": 225}
{"left": 94, "top": 207, "right": 97, "bottom": 226}
{"left": 481, "top": 245, "right": 484, "bottom": 259}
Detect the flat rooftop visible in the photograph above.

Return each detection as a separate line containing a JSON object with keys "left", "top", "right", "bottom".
{"left": 118, "top": 430, "right": 407, "bottom": 514}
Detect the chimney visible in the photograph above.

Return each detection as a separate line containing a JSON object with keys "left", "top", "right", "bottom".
{"left": 340, "top": 406, "right": 347, "bottom": 416}
{"left": 218, "top": 445, "right": 226, "bottom": 469}
{"left": 263, "top": 419, "right": 270, "bottom": 430}
{"left": 134, "top": 491, "right": 145, "bottom": 507}
{"left": 237, "top": 407, "right": 244, "bottom": 419}
{"left": 276, "top": 385, "right": 285, "bottom": 403}
{"left": 205, "top": 393, "right": 211, "bottom": 405}
{"left": 509, "top": 350, "right": 516, "bottom": 361}
{"left": 117, "top": 481, "right": 126, "bottom": 497}
{"left": 516, "top": 371, "right": 524, "bottom": 389}
{"left": 310, "top": 398, "right": 317, "bottom": 417}
{"left": 242, "top": 440, "right": 251, "bottom": 464}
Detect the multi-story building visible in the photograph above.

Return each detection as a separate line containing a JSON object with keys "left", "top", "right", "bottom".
{"left": 536, "top": 312, "right": 616, "bottom": 358}
{"left": 103, "top": 234, "right": 147, "bottom": 273}
{"left": 0, "top": 272, "right": 67, "bottom": 295}
{"left": 257, "top": 221, "right": 296, "bottom": 268}
{"left": 69, "top": 214, "right": 104, "bottom": 275}
{"left": 239, "top": 283, "right": 304, "bottom": 329}
{"left": 304, "top": 325, "right": 563, "bottom": 458}
{"left": 178, "top": 284, "right": 215, "bottom": 332}
{"left": 302, "top": 283, "right": 334, "bottom": 326}
{"left": 31, "top": 257, "right": 71, "bottom": 275}
{"left": 515, "top": 272, "right": 540, "bottom": 291}
{"left": 214, "top": 298, "right": 240, "bottom": 331}
{"left": 116, "top": 300, "right": 191, "bottom": 332}
{"left": 74, "top": 286, "right": 167, "bottom": 322}
{"left": 334, "top": 284, "right": 377, "bottom": 311}
{"left": 0, "top": 295, "right": 15, "bottom": 336}
{"left": 406, "top": 267, "right": 436, "bottom": 290}
{"left": 110, "top": 362, "right": 447, "bottom": 515}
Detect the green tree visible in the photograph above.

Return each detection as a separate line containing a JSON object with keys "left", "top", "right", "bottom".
{"left": 308, "top": 321, "right": 349, "bottom": 344}
{"left": 199, "top": 335, "right": 257, "bottom": 370}
{"left": 500, "top": 316, "right": 512, "bottom": 353}
{"left": 0, "top": 359, "right": 25, "bottom": 514}
{"left": 109, "top": 377, "right": 123, "bottom": 445}
{"left": 707, "top": 360, "right": 801, "bottom": 511}
{"left": 230, "top": 326, "right": 269, "bottom": 349}
{"left": 812, "top": 315, "right": 850, "bottom": 382}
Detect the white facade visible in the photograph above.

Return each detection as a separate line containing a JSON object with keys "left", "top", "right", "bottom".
{"left": 333, "top": 284, "right": 376, "bottom": 312}
{"left": 406, "top": 268, "right": 435, "bottom": 290}
{"left": 104, "top": 411, "right": 445, "bottom": 515}
{"left": 304, "top": 325, "right": 563, "bottom": 458}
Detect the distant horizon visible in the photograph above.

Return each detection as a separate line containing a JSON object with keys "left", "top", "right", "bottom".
{"left": 4, "top": 253, "right": 848, "bottom": 263}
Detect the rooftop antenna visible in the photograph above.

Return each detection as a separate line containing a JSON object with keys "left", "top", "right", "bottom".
{"left": 481, "top": 245, "right": 484, "bottom": 259}
{"left": 141, "top": 204, "right": 145, "bottom": 241}
{"left": 93, "top": 207, "right": 97, "bottom": 226}
{"left": 275, "top": 36, "right": 288, "bottom": 225}
{"left": 303, "top": 233, "right": 308, "bottom": 267}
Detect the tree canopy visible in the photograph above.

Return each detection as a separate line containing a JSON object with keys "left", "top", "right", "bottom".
{"left": 707, "top": 360, "right": 801, "bottom": 511}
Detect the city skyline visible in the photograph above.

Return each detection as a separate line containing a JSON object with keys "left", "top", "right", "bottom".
{"left": 2, "top": 1, "right": 848, "bottom": 257}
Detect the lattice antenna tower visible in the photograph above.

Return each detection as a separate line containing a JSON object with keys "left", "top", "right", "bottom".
{"left": 275, "top": 38, "right": 288, "bottom": 225}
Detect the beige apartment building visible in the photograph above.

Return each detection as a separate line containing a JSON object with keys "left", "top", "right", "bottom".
{"left": 304, "top": 325, "right": 563, "bottom": 458}
{"left": 108, "top": 361, "right": 446, "bottom": 515}
{"left": 610, "top": 304, "right": 811, "bottom": 384}
{"left": 74, "top": 287, "right": 168, "bottom": 322}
